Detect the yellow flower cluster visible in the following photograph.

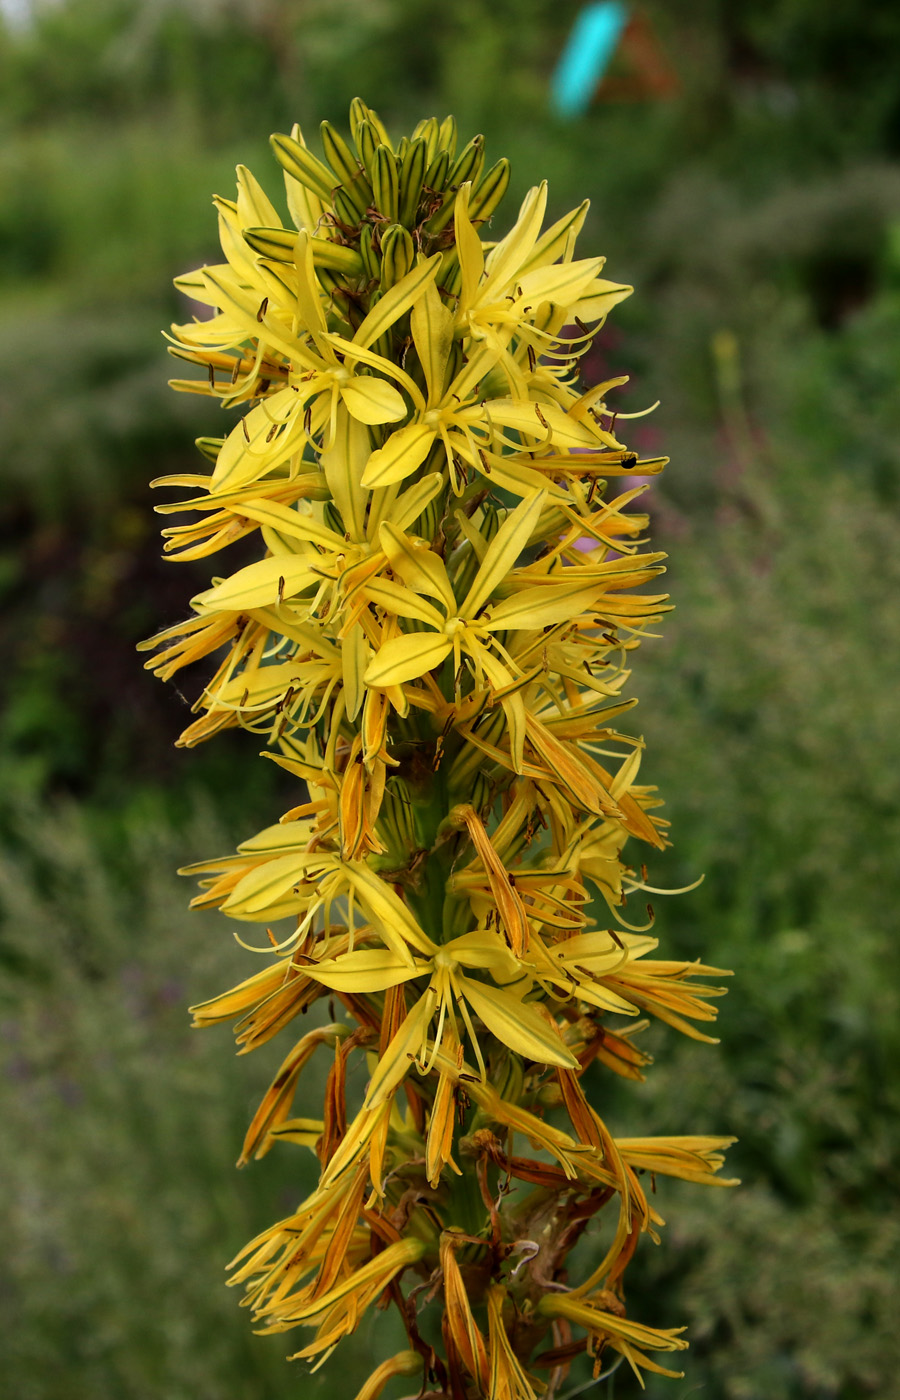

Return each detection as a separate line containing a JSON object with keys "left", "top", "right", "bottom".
{"left": 141, "top": 100, "right": 734, "bottom": 1397}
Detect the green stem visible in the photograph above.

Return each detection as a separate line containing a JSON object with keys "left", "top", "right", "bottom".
{"left": 403, "top": 758, "right": 460, "bottom": 944}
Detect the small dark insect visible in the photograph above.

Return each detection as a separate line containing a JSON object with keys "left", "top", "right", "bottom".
{"left": 620, "top": 453, "right": 638, "bottom": 470}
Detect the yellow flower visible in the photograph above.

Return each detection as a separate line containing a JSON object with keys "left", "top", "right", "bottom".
{"left": 143, "top": 99, "right": 736, "bottom": 1395}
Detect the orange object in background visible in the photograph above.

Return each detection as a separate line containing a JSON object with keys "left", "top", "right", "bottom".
{"left": 597, "top": 8, "right": 680, "bottom": 101}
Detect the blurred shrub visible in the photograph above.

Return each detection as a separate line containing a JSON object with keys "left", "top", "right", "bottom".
{"left": 0, "top": 800, "right": 397, "bottom": 1400}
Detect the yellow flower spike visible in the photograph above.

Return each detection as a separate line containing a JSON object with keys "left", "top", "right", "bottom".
{"left": 144, "top": 99, "right": 735, "bottom": 1394}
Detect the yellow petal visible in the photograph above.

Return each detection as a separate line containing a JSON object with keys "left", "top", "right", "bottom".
{"left": 488, "top": 396, "right": 609, "bottom": 449}
{"left": 364, "top": 631, "right": 453, "bottom": 688}
{"left": 410, "top": 272, "right": 455, "bottom": 405}
{"left": 472, "top": 645, "right": 527, "bottom": 777}
{"left": 213, "top": 197, "right": 259, "bottom": 284}
{"left": 574, "top": 277, "right": 634, "bottom": 322}
{"left": 558, "top": 975, "right": 641, "bottom": 1017}
{"left": 320, "top": 402, "right": 370, "bottom": 541}
{"left": 538, "top": 1295, "right": 689, "bottom": 1356}
{"left": 483, "top": 580, "right": 606, "bottom": 632}
{"left": 199, "top": 265, "right": 314, "bottom": 368}
{"left": 267, "top": 1117, "right": 324, "bottom": 1150}
{"left": 364, "top": 578, "right": 446, "bottom": 628}
{"left": 239, "top": 1022, "right": 345, "bottom": 1162}
{"left": 320, "top": 1100, "right": 391, "bottom": 1187}
{"left": 459, "top": 490, "right": 546, "bottom": 618}
{"left": 349, "top": 1353, "right": 423, "bottom": 1400}
{"left": 453, "top": 798, "right": 530, "bottom": 952}
{"left": 361, "top": 422, "right": 435, "bottom": 488}
{"left": 515, "top": 255, "right": 604, "bottom": 308}
{"left": 340, "top": 375, "right": 407, "bottom": 425}
{"left": 191, "top": 556, "right": 318, "bottom": 613}
{"left": 364, "top": 988, "right": 438, "bottom": 1107}
{"left": 211, "top": 387, "right": 306, "bottom": 492}
{"left": 293, "top": 228, "right": 330, "bottom": 344}
{"left": 616, "top": 1135, "right": 738, "bottom": 1186}
{"left": 352, "top": 252, "right": 442, "bottom": 350}
{"left": 480, "top": 182, "right": 548, "bottom": 300}
{"left": 457, "top": 975, "right": 577, "bottom": 1068}
{"left": 519, "top": 199, "right": 589, "bottom": 273}
{"left": 324, "top": 330, "right": 426, "bottom": 411}
{"left": 189, "top": 960, "right": 291, "bottom": 1027}
{"left": 341, "top": 623, "right": 370, "bottom": 723}
{"left": 388, "top": 471, "right": 445, "bottom": 532}
{"left": 469, "top": 447, "right": 568, "bottom": 500}
{"left": 439, "top": 1232, "right": 489, "bottom": 1385}
{"left": 221, "top": 852, "right": 328, "bottom": 920}
{"left": 445, "top": 930, "right": 521, "bottom": 983}
{"left": 553, "top": 930, "right": 655, "bottom": 970}
{"left": 442, "top": 337, "right": 503, "bottom": 406}
{"left": 486, "top": 1285, "right": 540, "bottom": 1400}
{"left": 453, "top": 182, "right": 486, "bottom": 317}
{"left": 304, "top": 949, "right": 429, "bottom": 992}
{"left": 237, "top": 820, "right": 317, "bottom": 854}
{"left": 212, "top": 660, "right": 306, "bottom": 710}
{"left": 453, "top": 507, "right": 488, "bottom": 563}
{"left": 379, "top": 521, "right": 456, "bottom": 614}
{"left": 236, "top": 498, "right": 342, "bottom": 550}
{"left": 282, "top": 1236, "right": 426, "bottom": 1320}
{"left": 340, "top": 860, "right": 437, "bottom": 957}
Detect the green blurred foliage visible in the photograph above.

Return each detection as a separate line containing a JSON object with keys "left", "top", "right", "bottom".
{"left": 1, "top": 1, "right": 899, "bottom": 1396}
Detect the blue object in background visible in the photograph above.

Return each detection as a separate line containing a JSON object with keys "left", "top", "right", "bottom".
{"left": 551, "top": 2, "right": 629, "bottom": 119}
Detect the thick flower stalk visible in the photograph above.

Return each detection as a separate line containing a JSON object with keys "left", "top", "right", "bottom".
{"left": 141, "top": 101, "right": 735, "bottom": 1397}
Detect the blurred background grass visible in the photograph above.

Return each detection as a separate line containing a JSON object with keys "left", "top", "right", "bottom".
{"left": 1, "top": 1, "right": 899, "bottom": 1396}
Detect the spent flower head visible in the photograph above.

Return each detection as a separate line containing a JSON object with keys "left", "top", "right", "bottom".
{"left": 141, "top": 100, "right": 735, "bottom": 1397}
